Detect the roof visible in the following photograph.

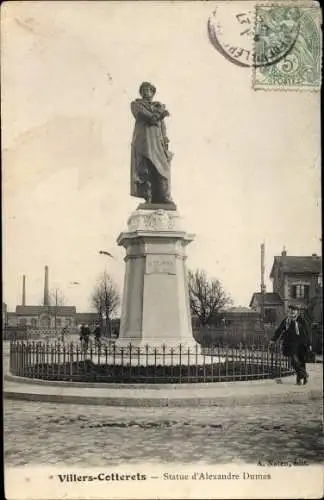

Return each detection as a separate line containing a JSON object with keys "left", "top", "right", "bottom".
{"left": 223, "top": 306, "right": 259, "bottom": 315}
{"left": 15, "top": 305, "right": 76, "bottom": 316}
{"left": 270, "top": 255, "right": 322, "bottom": 278}
{"left": 249, "top": 292, "right": 283, "bottom": 307}
{"left": 76, "top": 312, "right": 99, "bottom": 324}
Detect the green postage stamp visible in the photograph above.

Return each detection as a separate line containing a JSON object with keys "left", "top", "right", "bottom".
{"left": 253, "top": 3, "right": 322, "bottom": 90}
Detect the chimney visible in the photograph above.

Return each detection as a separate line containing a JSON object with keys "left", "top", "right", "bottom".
{"left": 22, "top": 275, "right": 26, "bottom": 306}
{"left": 260, "top": 243, "right": 266, "bottom": 294}
{"left": 312, "top": 253, "right": 317, "bottom": 257}
{"left": 281, "top": 246, "right": 287, "bottom": 257}
{"left": 43, "top": 266, "right": 49, "bottom": 306}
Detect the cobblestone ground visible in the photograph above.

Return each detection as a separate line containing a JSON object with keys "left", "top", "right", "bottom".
{"left": 4, "top": 400, "right": 323, "bottom": 466}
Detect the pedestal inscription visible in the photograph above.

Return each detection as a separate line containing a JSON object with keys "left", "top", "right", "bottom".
{"left": 146, "top": 254, "right": 176, "bottom": 275}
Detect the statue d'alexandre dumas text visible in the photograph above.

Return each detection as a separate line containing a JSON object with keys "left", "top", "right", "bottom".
{"left": 130, "top": 82, "right": 174, "bottom": 205}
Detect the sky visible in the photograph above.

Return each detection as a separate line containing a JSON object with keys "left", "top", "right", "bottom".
{"left": 2, "top": 1, "right": 321, "bottom": 313}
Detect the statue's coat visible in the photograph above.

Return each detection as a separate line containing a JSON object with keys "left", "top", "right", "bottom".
{"left": 130, "top": 99, "right": 170, "bottom": 198}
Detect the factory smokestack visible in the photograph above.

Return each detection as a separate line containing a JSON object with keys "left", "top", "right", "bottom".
{"left": 43, "top": 266, "right": 50, "bottom": 306}
{"left": 22, "top": 275, "right": 26, "bottom": 306}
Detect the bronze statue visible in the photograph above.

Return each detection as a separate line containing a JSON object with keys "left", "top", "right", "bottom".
{"left": 130, "top": 82, "right": 174, "bottom": 205}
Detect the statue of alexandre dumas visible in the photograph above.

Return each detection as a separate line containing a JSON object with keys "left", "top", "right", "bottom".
{"left": 130, "top": 82, "right": 174, "bottom": 206}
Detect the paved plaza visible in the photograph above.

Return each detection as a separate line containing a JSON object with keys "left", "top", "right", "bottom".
{"left": 4, "top": 397, "right": 323, "bottom": 467}
{"left": 3, "top": 342, "right": 323, "bottom": 467}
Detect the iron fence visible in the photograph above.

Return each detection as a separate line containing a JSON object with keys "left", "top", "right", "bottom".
{"left": 9, "top": 340, "right": 293, "bottom": 384}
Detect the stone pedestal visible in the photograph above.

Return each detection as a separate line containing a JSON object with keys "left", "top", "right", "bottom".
{"left": 116, "top": 208, "right": 196, "bottom": 348}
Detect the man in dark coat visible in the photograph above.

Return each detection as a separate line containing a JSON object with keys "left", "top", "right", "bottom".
{"left": 80, "top": 324, "right": 90, "bottom": 350}
{"left": 270, "top": 305, "right": 312, "bottom": 385}
{"left": 93, "top": 322, "right": 101, "bottom": 347}
{"left": 130, "top": 81, "right": 174, "bottom": 204}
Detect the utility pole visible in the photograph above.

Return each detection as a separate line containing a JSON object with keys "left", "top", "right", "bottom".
{"left": 260, "top": 242, "right": 266, "bottom": 330}
{"left": 54, "top": 288, "right": 58, "bottom": 334}
{"left": 22, "top": 275, "right": 26, "bottom": 306}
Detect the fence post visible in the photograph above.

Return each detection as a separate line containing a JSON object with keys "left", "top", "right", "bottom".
{"left": 260, "top": 343, "right": 265, "bottom": 379}
{"left": 121, "top": 347, "right": 124, "bottom": 382}
{"left": 9, "top": 342, "right": 12, "bottom": 374}
{"left": 69, "top": 342, "right": 73, "bottom": 380}
{"left": 154, "top": 346, "right": 157, "bottom": 383}
{"left": 57, "top": 342, "right": 61, "bottom": 379}
{"left": 8, "top": 342, "right": 11, "bottom": 374}
{"left": 129, "top": 343, "right": 132, "bottom": 382}
{"left": 210, "top": 344, "right": 214, "bottom": 382}
{"left": 21, "top": 343, "right": 25, "bottom": 377}
{"left": 18, "top": 343, "right": 21, "bottom": 376}
{"left": 225, "top": 345, "right": 229, "bottom": 382}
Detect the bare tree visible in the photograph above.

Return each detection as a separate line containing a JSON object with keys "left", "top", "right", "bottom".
{"left": 38, "top": 289, "right": 66, "bottom": 307}
{"left": 188, "top": 269, "right": 232, "bottom": 327}
{"left": 90, "top": 271, "right": 120, "bottom": 337}
{"left": 49, "top": 288, "right": 66, "bottom": 332}
{"left": 49, "top": 288, "right": 66, "bottom": 307}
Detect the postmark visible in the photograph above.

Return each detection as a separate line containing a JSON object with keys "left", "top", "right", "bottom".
{"left": 207, "top": 2, "right": 322, "bottom": 91}
{"left": 208, "top": 3, "right": 299, "bottom": 68}
{"left": 252, "top": 4, "right": 322, "bottom": 90}
{"left": 208, "top": 6, "right": 257, "bottom": 67}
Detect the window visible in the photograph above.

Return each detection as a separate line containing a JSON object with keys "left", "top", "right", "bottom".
{"left": 31, "top": 318, "right": 37, "bottom": 327}
{"left": 264, "top": 308, "right": 277, "bottom": 324}
{"left": 291, "top": 284, "right": 310, "bottom": 299}
{"left": 56, "top": 318, "right": 62, "bottom": 327}
{"left": 19, "top": 318, "right": 27, "bottom": 326}
{"left": 40, "top": 315, "right": 51, "bottom": 327}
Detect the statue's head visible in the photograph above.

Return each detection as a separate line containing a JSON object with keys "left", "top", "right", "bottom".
{"left": 139, "top": 81, "right": 156, "bottom": 101}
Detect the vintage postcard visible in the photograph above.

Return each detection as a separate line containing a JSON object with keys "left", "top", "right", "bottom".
{"left": 2, "top": 0, "right": 323, "bottom": 499}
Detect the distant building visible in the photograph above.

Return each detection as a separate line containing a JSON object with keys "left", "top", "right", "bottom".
{"left": 7, "top": 312, "right": 17, "bottom": 325}
{"left": 76, "top": 312, "right": 99, "bottom": 326}
{"left": 249, "top": 292, "right": 284, "bottom": 325}
{"left": 250, "top": 249, "right": 322, "bottom": 323}
{"left": 7, "top": 305, "right": 77, "bottom": 329}
{"left": 270, "top": 250, "right": 322, "bottom": 313}
{"left": 222, "top": 306, "right": 261, "bottom": 331}
{"left": 6, "top": 307, "right": 103, "bottom": 330}
{"left": 5, "top": 266, "right": 96, "bottom": 331}
{"left": 4, "top": 267, "right": 120, "bottom": 339}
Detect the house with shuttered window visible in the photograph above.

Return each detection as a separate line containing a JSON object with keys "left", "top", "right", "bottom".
{"left": 269, "top": 249, "right": 322, "bottom": 314}
{"left": 250, "top": 249, "right": 322, "bottom": 323}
